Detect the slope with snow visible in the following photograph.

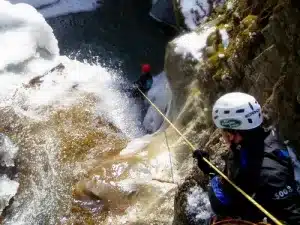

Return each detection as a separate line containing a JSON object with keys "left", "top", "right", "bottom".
{"left": 8, "top": 0, "right": 102, "bottom": 18}
{"left": 0, "top": 1, "right": 59, "bottom": 73}
{"left": 180, "top": 0, "right": 226, "bottom": 30}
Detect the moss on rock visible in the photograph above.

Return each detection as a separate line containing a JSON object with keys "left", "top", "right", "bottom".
{"left": 169, "top": 0, "right": 300, "bottom": 223}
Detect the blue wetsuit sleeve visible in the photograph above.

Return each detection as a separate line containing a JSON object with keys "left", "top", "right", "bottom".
{"left": 209, "top": 176, "right": 231, "bottom": 205}
{"left": 208, "top": 176, "right": 234, "bottom": 217}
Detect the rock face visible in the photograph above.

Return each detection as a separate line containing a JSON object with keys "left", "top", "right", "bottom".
{"left": 165, "top": 0, "right": 300, "bottom": 224}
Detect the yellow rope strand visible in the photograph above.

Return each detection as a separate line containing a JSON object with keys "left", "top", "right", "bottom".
{"left": 137, "top": 87, "right": 283, "bottom": 225}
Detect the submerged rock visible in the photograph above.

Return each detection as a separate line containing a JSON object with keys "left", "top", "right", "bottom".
{"left": 0, "top": 134, "right": 19, "bottom": 216}
{"left": 0, "top": 175, "right": 19, "bottom": 215}
{"left": 0, "top": 133, "right": 19, "bottom": 169}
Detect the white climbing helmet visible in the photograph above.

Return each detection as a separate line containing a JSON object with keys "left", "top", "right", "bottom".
{"left": 212, "top": 92, "right": 263, "bottom": 130}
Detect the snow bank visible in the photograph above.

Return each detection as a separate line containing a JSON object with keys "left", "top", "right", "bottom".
{"left": 0, "top": 1, "right": 59, "bottom": 73}
{"left": 0, "top": 1, "right": 141, "bottom": 139}
{"left": 8, "top": 0, "right": 58, "bottom": 8}
{"left": 0, "top": 175, "right": 19, "bottom": 214}
{"left": 143, "top": 72, "right": 172, "bottom": 133}
{"left": 8, "top": 0, "right": 102, "bottom": 18}
{"left": 186, "top": 186, "right": 212, "bottom": 223}
{"left": 180, "top": 0, "right": 225, "bottom": 30}
{"left": 174, "top": 27, "right": 216, "bottom": 60}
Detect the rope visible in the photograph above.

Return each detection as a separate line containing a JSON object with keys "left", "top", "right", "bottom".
{"left": 164, "top": 131, "right": 177, "bottom": 185}
{"left": 137, "top": 87, "right": 283, "bottom": 225}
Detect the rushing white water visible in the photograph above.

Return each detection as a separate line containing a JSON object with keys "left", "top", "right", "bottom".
{"left": 0, "top": 1, "right": 175, "bottom": 224}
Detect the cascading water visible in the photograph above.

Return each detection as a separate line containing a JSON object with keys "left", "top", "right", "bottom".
{"left": 0, "top": 1, "right": 180, "bottom": 224}
{"left": 0, "top": 0, "right": 219, "bottom": 224}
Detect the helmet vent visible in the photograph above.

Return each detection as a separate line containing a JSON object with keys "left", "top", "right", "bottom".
{"left": 214, "top": 116, "right": 219, "bottom": 120}
{"left": 215, "top": 110, "right": 219, "bottom": 113}
{"left": 259, "top": 113, "right": 261, "bottom": 118}
{"left": 236, "top": 109, "right": 245, "bottom": 113}
{"left": 224, "top": 110, "right": 230, "bottom": 114}
{"left": 248, "top": 118, "right": 253, "bottom": 123}
{"left": 248, "top": 102, "right": 254, "bottom": 110}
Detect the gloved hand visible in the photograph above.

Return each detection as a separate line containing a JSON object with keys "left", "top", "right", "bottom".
{"left": 193, "top": 149, "right": 212, "bottom": 175}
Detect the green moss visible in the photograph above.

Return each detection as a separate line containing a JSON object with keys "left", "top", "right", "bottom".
{"left": 190, "top": 88, "right": 201, "bottom": 97}
{"left": 208, "top": 53, "right": 221, "bottom": 66}
{"left": 241, "top": 15, "right": 258, "bottom": 31}
{"left": 212, "top": 69, "right": 224, "bottom": 81}
{"left": 206, "top": 32, "right": 218, "bottom": 46}
{"left": 216, "top": 23, "right": 226, "bottom": 29}
{"left": 205, "top": 47, "right": 227, "bottom": 80}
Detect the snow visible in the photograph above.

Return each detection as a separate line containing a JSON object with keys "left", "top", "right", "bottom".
{"left": 8, "top": 0, "right": 101, "bottom": 18}
{"left": 8, "top": 0, "right": 58, "bottom": 8}
{"left": 180, "top": 0, "right": 210, "bottom": 30}
{"left": 0, "top": 1, "right": 59, "bottom": 72}
{"left": 180, "top": 0, "right": 225, "bottom": 30}
{"left": 186, "top": 186, "right": 212, "bottom": 222}
{"left": 226, "top": 1, "right": 234, "bottom": 10}
{"left": 220, "top": 28, "right": 229, "bottom": 48}
{"left": 143, "top": 72, "right": 171, "bottom": 133}
{"left": 174, "top": 27, "right": 216, "bottom": 59}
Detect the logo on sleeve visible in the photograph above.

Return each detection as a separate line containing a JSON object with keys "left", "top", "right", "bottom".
{"left": 274, "top": 186, "right": 293, "bottom": 199}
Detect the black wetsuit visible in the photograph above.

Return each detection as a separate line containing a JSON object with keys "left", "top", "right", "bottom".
{"left": 207, "top": 128, "right": 300, "bottom": 224}
{"left": 133, "top": 72, "right": 153, "bottom": 95}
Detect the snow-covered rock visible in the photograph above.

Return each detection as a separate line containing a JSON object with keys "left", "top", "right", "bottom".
{"left": 174, "top": 27, "right": 216, "bottom": 60}
{"left": 8, "top": 0, "right": 101, "bottom": 18}
{"left": 0, "top": 1, "right": 59, "bottom": 73}
{"left": 180, "top": 0, "right": 226, "bottom": 30}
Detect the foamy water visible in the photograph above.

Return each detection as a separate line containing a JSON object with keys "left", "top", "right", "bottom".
{"left": 0, "top": 1, "right": 177, "bottom": 224}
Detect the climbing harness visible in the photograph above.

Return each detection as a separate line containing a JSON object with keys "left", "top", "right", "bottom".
{"left": 137, "top": 87, "right": 283, "bottom": 225}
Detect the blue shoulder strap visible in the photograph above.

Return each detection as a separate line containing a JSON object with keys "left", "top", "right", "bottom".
{"left": 285, "top": 141, "right": 300, "bottom": 194}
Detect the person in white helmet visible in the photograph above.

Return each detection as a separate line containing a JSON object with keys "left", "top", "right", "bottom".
{"left": 193, "top": 92, "right": 300, "bottom": 224}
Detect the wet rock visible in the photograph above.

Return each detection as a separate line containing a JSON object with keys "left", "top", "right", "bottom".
{"left": 0, "top": 134, "right": 20, "bottom": 216}
{"left": 172, "top": 167, "right": 211, "bottom": 225}
{"left": 24, "top": 63, "right": 65, "bottom": 88}
{"left": 0, "top": 175, "right": 19, "bottom": 215}
{"left": 166, "top": 0, "right": 300, "bottom": 223}
{"left": 0, "top": 133, "right": 18, "bottom": 169}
